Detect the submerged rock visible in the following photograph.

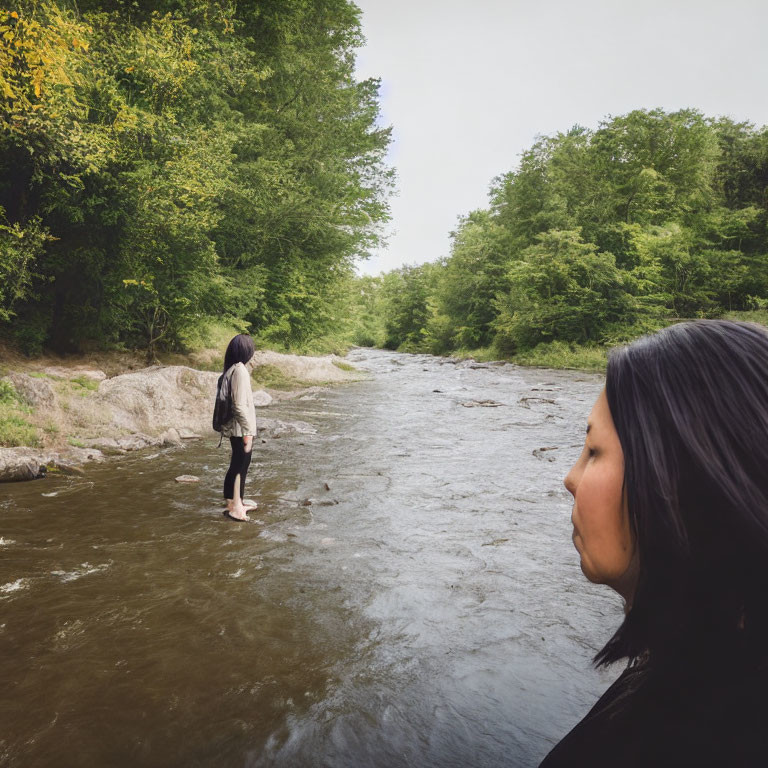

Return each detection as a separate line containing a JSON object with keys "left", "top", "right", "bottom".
{"left": 49, "top": 462, "right": 86, "bottom": 476}
{"left": 518, "top": 396, "right": 557, "bottom": 408}
{"left": 175, "top": 475, "right": 199, "bottom": 483}
{"left": 257, "top": 417, "right": 316, "bottom": 438}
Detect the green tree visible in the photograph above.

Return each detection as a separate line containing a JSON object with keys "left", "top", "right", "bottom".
{"left": 379, "top": 264, "right": 434, "bottom": 351}
{"left": 493, "top": 229, "right": 655, "bottom": 350}
{"left": 0, "top": 0, "right": 393, "bottom": 354}
{"left": 429, "top": 210, "right": 509, "bottom": 350}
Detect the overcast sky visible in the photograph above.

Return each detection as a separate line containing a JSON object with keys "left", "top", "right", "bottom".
{"left": 353, "top": 0, "right": 768, "bottom": 276}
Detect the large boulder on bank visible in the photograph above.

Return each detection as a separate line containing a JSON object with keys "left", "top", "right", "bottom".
{"left": 0, "top": 359, "right": 309, "bottom": 483}
{"left": 92, "top": 365, "right": 277, "bottom": 437}
{"left": 91, "top": 366, "right": 219, "bottom": 436}
{"left": 4, "top": 373, "right": 56, "bottom": 409}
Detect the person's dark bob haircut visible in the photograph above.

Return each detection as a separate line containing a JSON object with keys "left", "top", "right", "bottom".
{"left": 223, "top": 334, "right": 255, "bottom": 373}
{"left": 597, "top": 319, "right": 768, "bottom": 668}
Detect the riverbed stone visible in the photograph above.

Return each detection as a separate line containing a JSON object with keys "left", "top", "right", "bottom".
{"left": 256, "top": 417, "right": 316, "bottom": 438}
{"left": 177, "top": 428, "right": 202, "bottom": 440}
{"left": 0, "top": 445, "right": 107, "bottom": 482}
{"left": 0, "top": 449, "right": 46, "bottom": 481}
{"left": 253, "top": 390, "right": 273, "bottom": 407}
{"left": 116, "top": 434, "right": 159, "bottom": 451}
{"left": 81, "top": 437, "right": 125, "bottom": 454}
{"left": 175, "top": 474, "right": 199, "bottom": 483}
{"left": 60, "top": 446, "right": 105, "bottom": 464}
{"left": 49, "top": 461, "right": 86, "bottom": 476}
{"left": 160, "top": 428, "right": 183, "bottom": 446}
{"left": 518, "top": 396, "right": 556, "bottom": 408}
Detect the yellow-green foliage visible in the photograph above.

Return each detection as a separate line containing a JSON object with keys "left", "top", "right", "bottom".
{"left": 723, "top": 309, "right": 768, "bottom": 328}
{"left": 453, "top": 347, "right": 504, "bottom": 363}
{"left": 1, "top": 3, "right": 393, "bottom": 356}
{"left": 180, "top": 320, "right": 245, "bottom": 357}
{"left": 71, "top": 375, "right": 99, "bottom": 391}
{"left": 0, "top": 379, "right": 39, "bottom": 446}
{"left": 0, "top": 412, "right": 39, "bottom": 447}
{"left": 0, "top": 379, "right": 17, "bottom": 405}
{"left": 281, "top": 334, "right": 352, "bottom": 357}
{"left": 512, "top": 341, "right": 608, "bottom": 371}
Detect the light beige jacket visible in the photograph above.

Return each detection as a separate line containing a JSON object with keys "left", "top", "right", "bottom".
{"left": 222, "top": 362, "right": 257, "bottom": 438}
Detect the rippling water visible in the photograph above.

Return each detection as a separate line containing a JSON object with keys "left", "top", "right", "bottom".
{"left": 0, "top": 349, "right": 623, "bottom": 767}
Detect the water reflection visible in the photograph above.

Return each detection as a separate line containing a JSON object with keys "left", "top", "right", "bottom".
{"left": 0, "top": 350, "right": 620, "bottom": 766}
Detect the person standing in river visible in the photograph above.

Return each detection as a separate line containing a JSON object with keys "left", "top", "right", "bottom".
{"left": 221, "top": 334, "right": 258, "bottom": 522}
{"left": 540, "top": 320, "right": 768, "bottom": 766}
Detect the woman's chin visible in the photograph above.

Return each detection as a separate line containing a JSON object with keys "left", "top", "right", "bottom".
{"left": 579, "top": 560, "right": 600, "bottom": 584}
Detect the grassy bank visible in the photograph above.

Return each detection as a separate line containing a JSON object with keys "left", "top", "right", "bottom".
{"left": 449, "top": 342, "right": 607, "bottom": 372}
{"left": 0, "top": 321, "right": 359, "bottom": 448}
{"left": 443, "top": 311, "right": 768, "bottom": 372}
{"left": 0, "top": 380, "right": 39, "bottom": 448}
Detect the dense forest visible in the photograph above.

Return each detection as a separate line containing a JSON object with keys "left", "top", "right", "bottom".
{"left": 4, "top": 4, "right": 767, "bottom": 368}
{"left": 351, "top": 109, "right": 768, "bottom": 367}
{"left": 0, "top": 0, "right": 392, "bottom": 357}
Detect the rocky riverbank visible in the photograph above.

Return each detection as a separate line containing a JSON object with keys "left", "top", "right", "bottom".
{"left": 0, "top": 351, "right": 362, "bottom": 482}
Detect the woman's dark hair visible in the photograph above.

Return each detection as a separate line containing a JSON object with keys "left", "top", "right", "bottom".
{"left": 597, "top": 320, "right": 768, "bottom": 668}
{"left": 223, "top": 334, "right": 254, "bottom": 372}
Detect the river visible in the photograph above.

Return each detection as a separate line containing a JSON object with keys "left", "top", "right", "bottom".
{"left": 0, "top": 349, "right": 623, "bottom": 767}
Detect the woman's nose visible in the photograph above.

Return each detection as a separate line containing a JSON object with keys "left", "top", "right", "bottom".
{"left": 563, "top": 466, "right": 577, "bottom": 497}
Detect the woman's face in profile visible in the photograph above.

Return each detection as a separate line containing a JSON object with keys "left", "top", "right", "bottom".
{"left": 564, "top": 389, "right": 637, "bottom": 600}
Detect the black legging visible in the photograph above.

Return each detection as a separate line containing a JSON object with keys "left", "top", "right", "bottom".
{"left": 223, "top": 437, "right": 252, "bottom": 500}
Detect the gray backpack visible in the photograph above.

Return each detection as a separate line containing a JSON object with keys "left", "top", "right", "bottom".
{"left": 212, "top": 367, "right": 235, "bottom": 439}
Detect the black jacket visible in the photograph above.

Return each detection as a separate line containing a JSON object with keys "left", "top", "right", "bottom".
{"left": 540, "top": 658, "right": 768, "bottom": 767}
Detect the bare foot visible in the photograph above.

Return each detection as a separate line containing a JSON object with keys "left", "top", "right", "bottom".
{"left": 242, "top": 498, "right": 258, "bottom": 511}
{"left": 225, "top": 500, "right": 250, "bottom": 522}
